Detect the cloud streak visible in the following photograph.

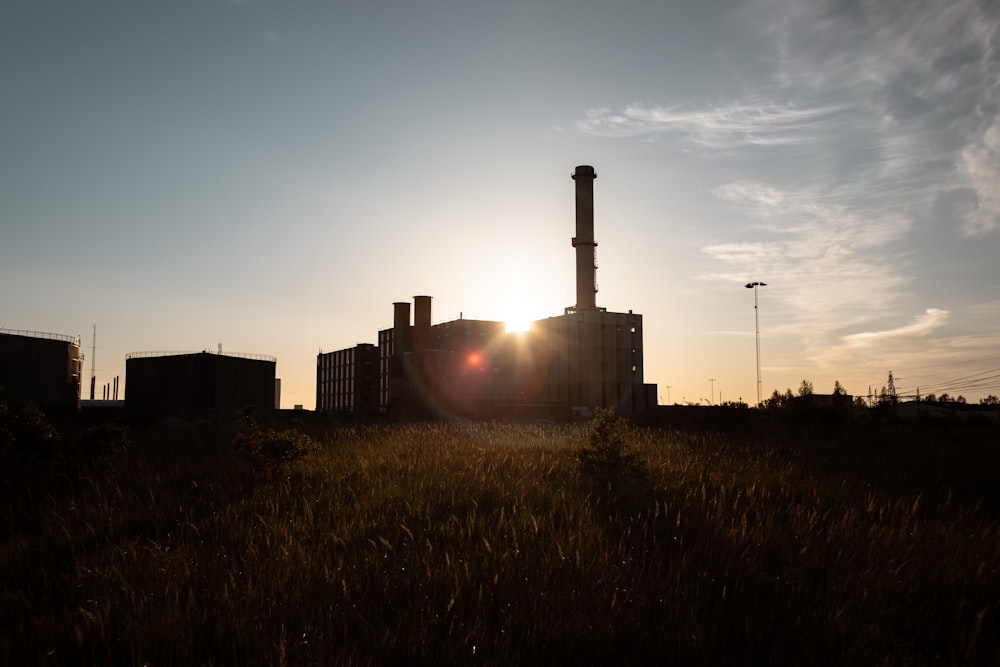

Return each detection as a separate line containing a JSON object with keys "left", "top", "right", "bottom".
{"left": 841, "top": 308, "right": 951, "bottom": 347}
{"left": 574, "top": 99, "right": 846, "bottom": 150}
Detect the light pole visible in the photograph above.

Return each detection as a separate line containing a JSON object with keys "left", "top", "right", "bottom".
{"left": 745, "top": 281, "right": 767, "bottom": 406}
{"left": 708, "top": 378, "right": 716, "bottom": 405}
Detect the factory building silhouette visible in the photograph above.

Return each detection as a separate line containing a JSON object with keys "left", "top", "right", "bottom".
{"left": 0, "top": 328, "right": 84, "bottom": 410}
{"left": 125, "top": 350, "right": 277, "bottom": 418}
{"left": 317, "top": 165, "right": 657, "bottom": 419}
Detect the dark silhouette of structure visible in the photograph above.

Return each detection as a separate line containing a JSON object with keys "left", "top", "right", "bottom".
{"left": 571, "top": 165, "right": 599, "bottom": 312}
{"left": 125, "top": 350, "right": 277, "bottom": 418}
{"left": 0, "top": 329, "right": 83, "bottom": 410}
{"left": 316, "top": 343, "right": 379, "bottom": 415}
{"left": 317, "top": 165, "right": 657, "bottom": 419}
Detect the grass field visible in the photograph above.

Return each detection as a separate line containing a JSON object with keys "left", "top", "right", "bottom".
{"left": 2, "top": 409, "right": 998, "bottom": 665}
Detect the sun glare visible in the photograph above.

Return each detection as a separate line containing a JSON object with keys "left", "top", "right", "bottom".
{"left": 497, "top": 271, "right": 550, "bottom": 333}
{"left": 503, "top": 298, "right": 538, "bottom": 332}
{"left": 505, "top": 317, "right": 531, "bottom": 334}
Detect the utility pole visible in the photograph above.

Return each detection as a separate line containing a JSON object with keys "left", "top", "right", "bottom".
{"left": 708, "top": 378, "right": 716, "bottom": 405}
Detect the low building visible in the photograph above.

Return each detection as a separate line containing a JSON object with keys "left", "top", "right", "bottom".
{"left": 0, "top": 329, "right": 83, "bottom": 410}
{"left": 125, "top": 350, "right": 277, "bottom": 418}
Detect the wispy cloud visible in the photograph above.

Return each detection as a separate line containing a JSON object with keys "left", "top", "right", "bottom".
{"left": 759, "top": 0, "right": 1000, "bottom": 238}
{"left": 702, "top": 181, "right": 911, "bottom": 336}
{"left": 841, "top": 308, "right": 950, "bottom": 347}
{"left": 574, "top": 99, "right": 845, "bottom": 150}
{"left": 573, "top": 0, "right": 1000, "bottom": 238}
{"left": 960, "top": 120, "right": 1000, "bottom": 236}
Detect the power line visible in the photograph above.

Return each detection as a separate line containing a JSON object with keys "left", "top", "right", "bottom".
{"left": 895, "top": 367, "right": 1000, "bottom": 398}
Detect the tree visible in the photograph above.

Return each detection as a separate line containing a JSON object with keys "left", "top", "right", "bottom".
{"left": 981, "top": 395, "right": 999, "bottom": 406}
{"left": 798, "top": 379, "right": 814, "bottom": 396}
{"left": 832, "top": 380, "right": 851, "bottom": 408}
{"left": 763, "top": 388, "right": 794, "bottom": 410}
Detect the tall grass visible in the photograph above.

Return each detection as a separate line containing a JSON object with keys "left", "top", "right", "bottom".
{"left": 2, "top": 418, "right": 998, "bottom": 665}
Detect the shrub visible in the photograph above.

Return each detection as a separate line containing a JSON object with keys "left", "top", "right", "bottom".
{"left": 576, "top": 409, "right": 648, "bottom": 509}
{"left": 233, "top": 421, "right": 318, "bottom": 472}
{"left": 0, "top": 402, "right": 60, "bottom": 459}
{"left": 72, "top": 422, "right": 131, "bottom": 460}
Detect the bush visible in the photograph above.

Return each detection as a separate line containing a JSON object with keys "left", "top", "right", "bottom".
{"left": 72, "top": 422, "right": 131, "bottom": 460}
{"left": 233, "top": 421, "right": 318, "bottom": 472}
{"left": 0, "top": 402, "right": 60, "bottom": 459}
{"left": 577, "top": 409, "right": 648, "bottom": 510}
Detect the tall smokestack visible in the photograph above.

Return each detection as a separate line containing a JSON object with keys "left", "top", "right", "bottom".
{"left": 572, "top": 165, "right": 598, "bottom": 311}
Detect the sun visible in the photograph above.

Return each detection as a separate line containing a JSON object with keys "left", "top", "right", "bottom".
{"left": 504, "top": 316, "right": 532, "bottom": 334}
{"left": 501, "top": 297, "right": 541, "bottom": 333}
{"left": 495, "top": 271, "right": 551, "bottom": 333}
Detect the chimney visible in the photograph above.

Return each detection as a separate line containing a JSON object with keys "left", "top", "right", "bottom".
{"left": 412, "top": 295, "right": 431, "bottom": 386}
{"left": 389, "top": 301, "right": 412, "bottom": 416}
{"left": 413, "top": 295, "right": 432, "bottom": 357}
{"left": 392, "top": 301, "right": 412, "bottom": 358}
{"left": 572, "top": 165, "right": 598, "bottom": 311}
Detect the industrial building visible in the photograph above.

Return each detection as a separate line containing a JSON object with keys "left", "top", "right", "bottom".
{"left": 0, "top": 328, "right": 84, "bottom": 410}
{"left": 316, "top": 343, "right": 380, "bottom": 415}
{"left": 317, "top": 165, "right": 657, "bottom": 419}
{"left": 125, "top": 350, "right": 277, "bottom": 417}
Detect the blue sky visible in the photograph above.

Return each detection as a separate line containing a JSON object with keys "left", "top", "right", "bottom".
{"left": 3, "top": 0, "right": 999, "bottom": 408}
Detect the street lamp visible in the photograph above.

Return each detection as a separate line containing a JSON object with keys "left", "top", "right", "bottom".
{"left": 745, "top": 281, "right": 767, "bottom": 406}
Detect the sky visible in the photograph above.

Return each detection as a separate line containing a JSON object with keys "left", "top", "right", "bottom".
{"left": 3, "top": 0, "right": 999, "bottom": 409}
